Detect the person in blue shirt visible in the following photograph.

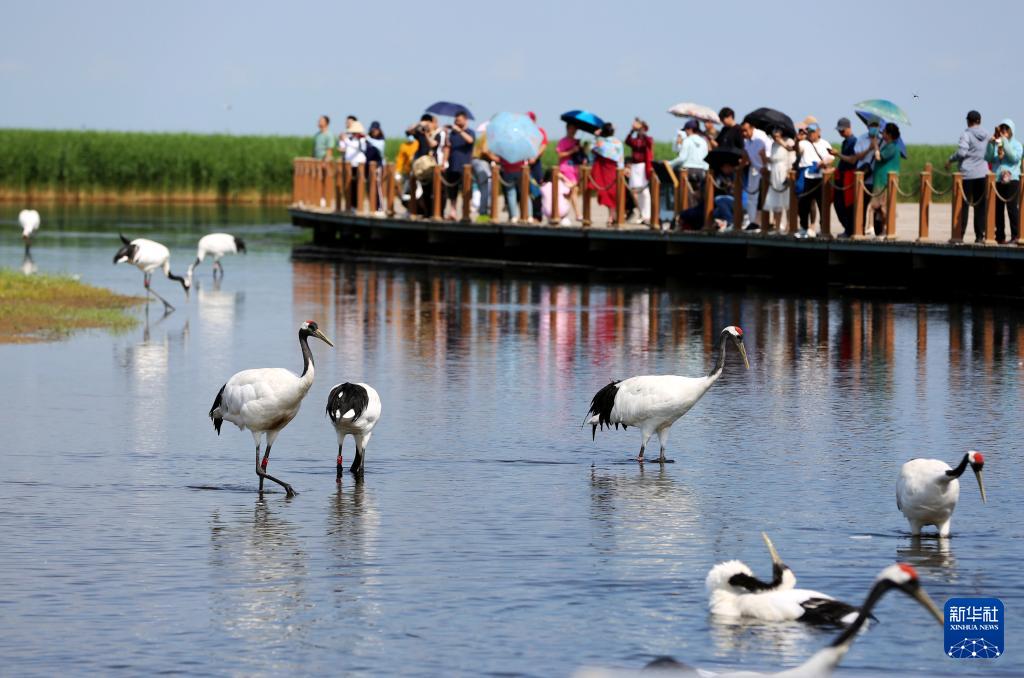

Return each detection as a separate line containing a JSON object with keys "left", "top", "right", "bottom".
{"left": 443, "top": 110, "right": 476, "bottom": 219}
{"left": 985, "top": 118, "right": 1023, "bottom": 243}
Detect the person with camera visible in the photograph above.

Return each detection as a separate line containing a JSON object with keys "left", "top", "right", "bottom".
{"left": 625, "top": 118, "right": 654, "bottom": 224}
{"left": 442, "top": 111, "right": 476, "bottom": 220}
{"left": 985, "top": 119, "right": 1023, "bottom": 244}
{"left": 863, "top": 123, "right": 902, "bottom": 237}
{"left": 406, "top": 114, "right": 441, "bottom": 216}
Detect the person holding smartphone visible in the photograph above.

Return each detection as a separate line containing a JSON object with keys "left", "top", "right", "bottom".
{"left": 986, "top": 119, "right": 1023, "bottom": 243}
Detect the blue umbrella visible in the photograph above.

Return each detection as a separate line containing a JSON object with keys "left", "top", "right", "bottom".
{"left": 425, "top": 101, "right": 474, "bottom": 120}
{"left": 487, "top": 112, "right": 543, "bottom": 164}
{"left": 857, "top": 111, "right": 909, "bottom": 159}
{"left": 854, "top": 99, "right": 910, "bottom": 125}
{"left": 560, "top": 110, "right": 605, "bottom": 134}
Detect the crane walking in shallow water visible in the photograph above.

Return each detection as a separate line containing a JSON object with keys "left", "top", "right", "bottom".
{"left": 897, "top": 451, "right": 987, "bottom": 537}
{"left": 585, "top": 326, "right": 749, "bottom": 463}
{"left": 326, "top": 382, "right": 382, "bottom": 478}
{"left": 187, "top": 232, "right": 246, "bottom": 284}
{"left": 208, "top": 321, "right": 334, "bottom": 497}
{"left": 18, "top": 209, "right": 40, "bottom": 250}
{"left": 113, "top": 234, "right": 190, "bottom": 313}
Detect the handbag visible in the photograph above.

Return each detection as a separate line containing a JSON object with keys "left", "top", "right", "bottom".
{"left": 412, "top": 155, "right": 437, "bottom": 183}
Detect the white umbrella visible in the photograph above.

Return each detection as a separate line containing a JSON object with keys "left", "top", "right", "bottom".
{"left": 667, "top": 102, "right": 721, "bottom": 125}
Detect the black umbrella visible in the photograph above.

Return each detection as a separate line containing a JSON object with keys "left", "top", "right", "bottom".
{"left": 706, "top": 147, "right": 744, "bottom": 171}
{"left": 742, "top": 107, "right": 796, "bottom": 139}
{"left": 425, "top": 101, "right": 474, "bottom": 119}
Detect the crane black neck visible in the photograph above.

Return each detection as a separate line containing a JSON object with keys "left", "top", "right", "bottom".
{"left": 707, "top": 330, "right": 731, "bottom": 378}
{"left": 299, "top": 329, "right": 315, "bottom": 377}
{"left": 830, "top": 579, "right": 894, "bottom": 647}
{"left": 945, "top": 454, "right": 970, "bottom": 479}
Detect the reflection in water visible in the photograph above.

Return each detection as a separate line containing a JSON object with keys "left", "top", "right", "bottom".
{"left": 20, "top": 249, "right": 37, "bottom": 275}
{"left": 897, "top": 536, "right": 957, "bottom": 579}
{"left": 708, "top": 617, "right": 814, "bottom": 665}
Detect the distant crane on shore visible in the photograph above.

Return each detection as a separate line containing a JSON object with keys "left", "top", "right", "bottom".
{"left": 326, "top": 382, "right": 382, "bottom": 479}
{"left": 897, "top": 451, "right": 987, "bottom": 537}
{"left": 584, "top": 326, "right": 749, "bottom": 463}
{"left": 18, "top": 209, "right": 40, "bottom": 249}
{"left": 113, "top": 235, "right": 190, "bottom": 314}
{"left": 208, "top": 321, "right": 334, "bottom": 497}
{"left": 187, "top": 233, "right": 247, "bottom": 284}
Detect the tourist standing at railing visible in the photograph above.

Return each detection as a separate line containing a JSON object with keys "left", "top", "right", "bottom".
{"left": 946, "top": 110, "right": 991, "bottom": 243}
{"left": 395, "top": 134, "right": 418, "bottom": 204}
{"left": 853, "top": 120, "right": 881, "bottom": 235}
{"left": 407, "top": 115, "right": 441, "bottom": 215}
{"left": 472, "top": 131, "right": 497, "bottom": 221}
{"left": 763, "top": 128, "right": 793, "bottom": 232}
{"left": 591, "top": 122, "right": 624, "bottom": 227}
{"left": 986, "top": 119, "right": 1022, "bottom": 244}
{"left": 313, "top": 115, "right": 335, "bottom": 160}
{"left": 795, "top": 123, "right": 835, "bottom": 239}
{"left": 625, "top": 118, "right": 654, "bottom": 224}
{"left": 670, "top": 119, "right": 708, "bottom": 195}
{"left": 443, "top": 111, "right": 475, "bottom": 220}
{"left": 740, "top": 120, "right": 770, "bottom": 232}
{"left": 498, "top": 155, "right": 528, "bottom": 222}
{"left": 832, "top": 117, "right": 858, "bottom": 237}
{"left": 864, "top": 123, "right": 902, "bottom": 238}
{"left": 712, "top": 107, "right": 744, "bottom": 152}
{"left": 556, "top": 123, "right": 584, "bottom": 222}
{"left": 527, "top": 112, "right": 548, "bottom": 220}
{"left": 340, "top": 120, "right": 368, "bottom": 211}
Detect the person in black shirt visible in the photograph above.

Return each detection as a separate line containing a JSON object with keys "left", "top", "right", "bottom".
{"left": 713, "top": 107, "right": 745, "bottom": 152}
{"left": 832, "top": 117, "right": 859, "bottom": 236}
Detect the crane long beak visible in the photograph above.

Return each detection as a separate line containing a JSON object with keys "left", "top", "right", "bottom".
{"left": 736, "top": 340, "right": 750, "bottom": 370}
{"left": 910, "top": 587, "right": 945, "bottom": 625}
{"left": 761, "top": 532, "right": 783, "bottom": 566}
{"left": 313, "top": 328, "right": 334, "bottom": 347}
{"left": 973, "top": 469, "right": 987, "bottom": 503}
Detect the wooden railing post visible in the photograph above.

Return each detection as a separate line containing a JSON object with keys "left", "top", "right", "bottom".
{"left": 550, "top": 167, "right": 560, "bottom": 225}
{"left": 490, "top": 161, "right": 501, "bottom": 223}
{"left": 385, "top": 167, "right": 396, "bottom": 217}
{"left": 408, "top": 175, "right": 418, "bottom": 218}
{"left": 984, "top": 171, "right": 996, "bottom": 244}
{"left": 950, "top": 172, "right": 964, "bottom": 242}
{"left": 759, "top": 171, "right": 771, "bottom": 231}
{"left": 519, "top": 166, "right": 530, "bottom": 223}
{"left": 368, "top": 161, "right": 379, "bottom": 214}
{"left": 581, "top": 165, "right": 592, "bottom": 228}
{"left": 918, "top": 162, "right": 931, "bottom": 241}
{"left": 786, "top": 169, "right": 798, "bottom": 235}
{"left": 341, "top": 162, "right": 352, "bottom": 211}
{"left": 732, "top": 170, "right": 744, "bottom": 232}
{"left": 821, "top": 168, "right": 834, "bottom": 238}
{"left": 615, "top": 168, "right": 627, "bottom": 227}
{"left": 885, "top": 172, "right": 898, "bottom": 239}
{"left": 462, "top": 164, "right": 472, "bottom": 223}
{"left": 852, "top": 171, "right": 865, "bottom": 238}
{"left": 702, "top": 171, "right": 715, "bottom": 231}
{"left": 432, "top": 165, "right": 443, "bottom": 220}
{"left": 674, "top": 169, "right": 686, "bottom": 223}
{"left": 650, "top": 173, "right": 660, "bottom": 230}
{"left": 356, "top": 163, "right": 367, "bottom": 214}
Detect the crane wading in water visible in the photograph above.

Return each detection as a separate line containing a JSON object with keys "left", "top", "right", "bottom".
{"left": 585, "top": 326, "right": 749, "bottom": 463}
{"left": 208, "top": 321, "right": 334, "bottom": 497}
{"left": 19, "top": 209, "right": 40, "bottom": 249}
{"left": 326, "top": 382, "right": 382, "bottom": 479}
{"left": 187, "top": 232, "right": 246, "bottom": 284}
{"left": 897, "top": 451, "right": 987, "bottom": 537}
{"left": 113, "top": 234, "right": 190, "bottom": 313}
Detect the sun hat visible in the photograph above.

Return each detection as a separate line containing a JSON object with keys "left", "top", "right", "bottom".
{"left": 347, "top": 120, "right": 366, "bottom": 135}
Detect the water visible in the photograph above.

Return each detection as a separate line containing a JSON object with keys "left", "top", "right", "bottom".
{"left": 1, "top": 206, "right": 1022, "bottom": 676}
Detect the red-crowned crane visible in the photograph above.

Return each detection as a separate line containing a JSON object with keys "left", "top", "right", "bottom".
{"left": 18, "top": 209, "right": 40, "bottom": 248}
{"left": 897, "top": 451, "right": 987, "bottom": 537}
{"left": 113, "top": 235, "right": 190, "bottom": 313}
{"left": 187, "top": 232, "right": 246, "bottom": 284}
{"left": 326, "top": 382, "right": 382, "bottom": 478}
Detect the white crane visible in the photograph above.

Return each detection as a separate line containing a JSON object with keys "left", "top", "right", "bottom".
{"left": 326, "top": 382, "right": 382, "bottom": 478}
{"left": 897, "top": 451, "right": 986, "bottom": 537}
{"left": 706, "top": 534, "right": 865, "bottom": 626}
{"left": 18, "top": 209, "right": 40, "bottom": 247}
{"left": 208, "top": 320, "right": 334, "bottom": 497}
{"left": 592, "top": 564, "right": 942, "bottom": 678}
{"left": 585, "top": 326, "right": 749, "bottom": 463}
{"left": 186, "top": 232, "right": 246, "bottom": 283}
{"left": 113, "top": 234, "right": 190, "bottom": 313}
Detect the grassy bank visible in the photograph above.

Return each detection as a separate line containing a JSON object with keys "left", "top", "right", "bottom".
{"left": 0, "top": 129, "right": 956, "bottom": 203}
{"left": 0, "top": 269, "right": 143, "bottom": 342}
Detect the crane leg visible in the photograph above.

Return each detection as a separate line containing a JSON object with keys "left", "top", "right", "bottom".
{"left": 214, "top": 260, "right": 224, "bottom": 278}
{"left": 656, "top": 426, "right": 671, "bottom": 463}
{"left": 637, "top": 431, "right": 653, "bottom": 462}
{"left": 336, "top": 441, "right": 344, "bottom": 482}
{"left": 350, "top": 445, "right": 364, "bottom": 477}
{"left": 254, "top": 434, "right": 295, "bottom": 497}
{"left": 144, "top": 273, "right": 175, "bottom": 314}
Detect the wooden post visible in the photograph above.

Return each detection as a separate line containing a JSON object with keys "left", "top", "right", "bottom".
{"left": 918, "top": 162, "right": 931, "bottom": 241}
{"left": 343, "top": 161, "right": 354, "bottom": 211}
{"left": 984, "top": 171, "right": 996, "bottom": 244}
{"left": 356, "top": 163, "right": 367, "bottom": 214}
{"left": 674, "top": 169, "right": 687, "bottom": 222}
{"left": 550, "top": 167, "right": 560, "bottom": 225}
{"left": 732, "top": 170, "right": 744, "bottom": 232}
{"left": 821, "top": 168, "right": 834, "bottom": 238}
{"left": 759, "top": 171, "right": 771, "bottom": 231}
{"left": 519, "top": 166, "right": 530, "bottom": 223}
{"left": 408, "top": 175, "right": 418, "bottom": 218}
{"left": 490, "top": 161, "right": 501, "bottom": 223}
{"left": 885, "top": 172, "right": 898, "bottom": 239}
{"left": 950, "top": 172, "right": 964, "bottom": 242}
{"left": 368, "top": 161, "right": 379, "bottom": 214}
{"left": 650, "top": 173, "right": 661, "bottom": 230}
{"left": 702, "top": 170, "right": 715, "bottom": 231}
{"left": 615, "top": 168, "right": 627, "bottom": 227}
{"left": 432, "top": 165, "right": 442, "bottom": 220}
{"left": 461, "top": 164, "right": 472, "bottom": 222}
{"left": 852, "top": 171, "right": 865, "bottom": 238}
{"left": 786, "top": 169, "right": 798, "bottom": 235}
{"left": 385, "top": 167, "right": 396, "bottom": 217}
{"left": 581, "top": 165, "right": 592, "bottom": 228}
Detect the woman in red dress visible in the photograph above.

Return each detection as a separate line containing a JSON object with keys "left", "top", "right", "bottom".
{"left": 590, "top": 122, "right": 624, "bottom": 226}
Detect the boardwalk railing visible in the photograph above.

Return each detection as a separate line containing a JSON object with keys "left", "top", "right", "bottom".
{"left": 293, "top": 157, "right": 1024, "bottom": 243}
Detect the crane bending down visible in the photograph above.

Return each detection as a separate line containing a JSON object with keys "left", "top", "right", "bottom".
{"left": 208, "top": 320, "right": 334, "bottom": 497}
{"left": 19, "top": 209, "right": 40, "bottom": 249}
{"left": 897, "top": 451, "right": 987, "bottom": 537}
{"left": 113, "top": 235, "right": 190, "bottom": 313}
{"left": 326, "top": 382, "right": 382, "bottom": 478}
{"left": 585, "top": 326, "right": 749, "bottom": 463}
{"left": 187, "top": 232, "right": 246, "bottom": 283}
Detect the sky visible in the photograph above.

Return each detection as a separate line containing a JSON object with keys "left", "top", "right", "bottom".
{"left": 2, "top": 0, "right": 1022, "bottom": 144}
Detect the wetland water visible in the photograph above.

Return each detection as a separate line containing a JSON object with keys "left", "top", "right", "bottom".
{"left": 0, "top": 206, "right": 1021, "bottom": 676}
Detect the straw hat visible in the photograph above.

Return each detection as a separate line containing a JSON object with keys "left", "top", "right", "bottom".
{"left": 347, "top": 120, "right": 366, "bottom": 135}
{"left": 798, "top": 115, "right": 818, "bottom": 130}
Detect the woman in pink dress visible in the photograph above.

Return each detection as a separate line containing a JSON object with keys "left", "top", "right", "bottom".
{"left": 556, "top": 122, "right": 583, "bottom": 221}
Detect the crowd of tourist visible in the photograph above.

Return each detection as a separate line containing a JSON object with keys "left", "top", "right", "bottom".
{"left": 310, "top": 107, "right": 1022, "bottom": 243}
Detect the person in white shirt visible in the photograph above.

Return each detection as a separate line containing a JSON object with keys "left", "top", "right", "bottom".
{"left": 338, "top": 120, "right": 368, "bottom": 211}
{"left": 795, "top": 123, "right": 835, "bottom": 238}
{"left": 670, "top": 119, "right": 709, "bottom": 198}
{"left": 740, "top": 121, "right": 771, "bottom": 231}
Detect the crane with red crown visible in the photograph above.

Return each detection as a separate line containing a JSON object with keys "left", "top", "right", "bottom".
{"left": 897, "top": 451, "right": 987, "bottom": 537}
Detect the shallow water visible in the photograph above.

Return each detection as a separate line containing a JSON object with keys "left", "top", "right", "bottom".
{"left": 1, "top": 207, "right": 1021, "bottom": 676}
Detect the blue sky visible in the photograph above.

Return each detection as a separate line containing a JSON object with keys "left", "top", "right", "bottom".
{"left": 2, "top": 0, "right": 1019, "bottom": 144}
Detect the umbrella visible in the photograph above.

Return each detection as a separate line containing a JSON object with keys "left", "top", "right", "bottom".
{"left": 487, "top": 112, "right": 543, "bottom": 163}
{"left": 592, "top": 137, "right": 623, "bottom": 164}
{"left": 667, "top": 102, "right": 722, "bottom": 125}
{"left": 425, "top": 101, "right": 475, "bottom": 120}
{"left": 560, "top": 110, "right": 605, "bottom": 134}
{"left": 475, "top": 120, "right": 489, "bottom": 134}
{"left": 706, "top": 147, "right": 743, "bottom": 171}
{"left": 854, "top": 99, "right": 910, "bottom": 126}
{"left": 743, "top": 107, "right": 797, "bottom": 139}
{"left": 855, "top": 111, "right": 909, "bottom": 159}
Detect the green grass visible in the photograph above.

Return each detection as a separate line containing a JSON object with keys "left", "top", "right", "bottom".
{"left": 0, "top": 268, "right": 144, "bottom": 342}
{"left": 0, "top": 128, "right": 956, "bottom": 202}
